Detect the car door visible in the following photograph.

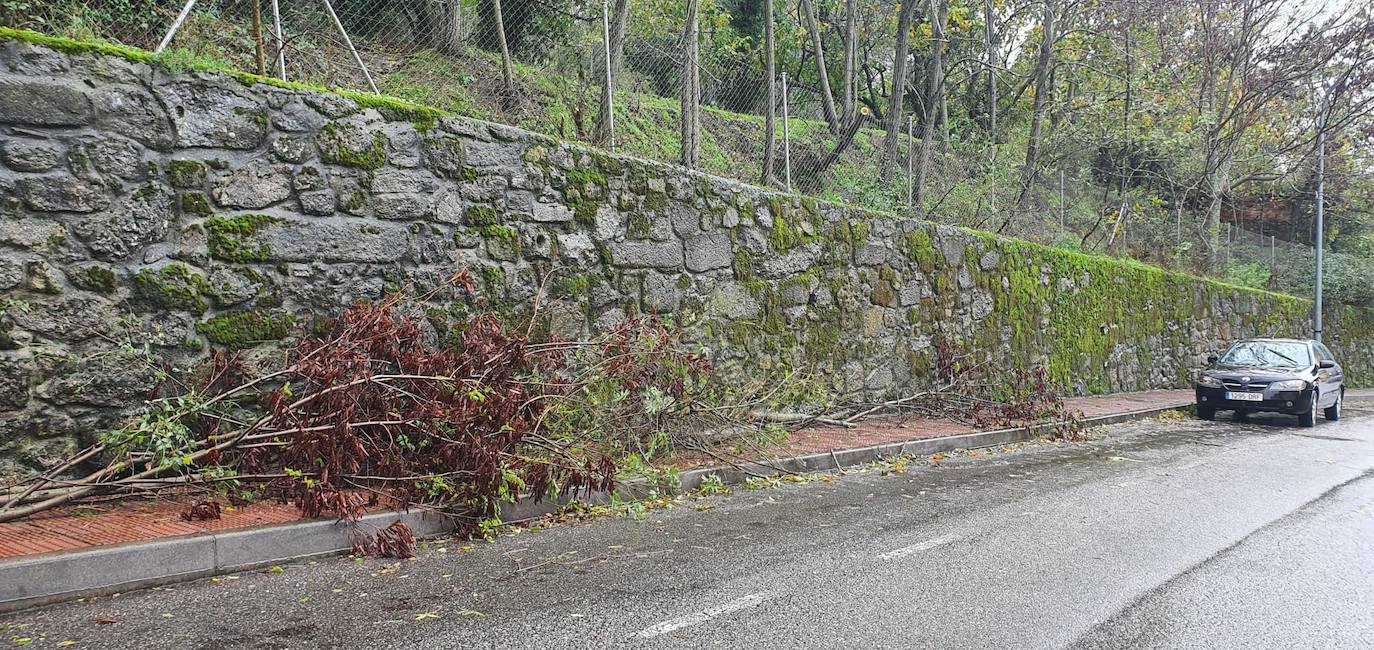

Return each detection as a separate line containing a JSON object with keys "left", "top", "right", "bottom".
{"left": 1315, "top": 342, "right": 1343, "bottom": 405}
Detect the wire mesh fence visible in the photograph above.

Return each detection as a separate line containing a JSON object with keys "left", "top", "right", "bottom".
{"left": 4, "top": 1, "right": 1337, "bottom": 299}
{"left": 7, "top": 0, "right": 941, "bottom": 216}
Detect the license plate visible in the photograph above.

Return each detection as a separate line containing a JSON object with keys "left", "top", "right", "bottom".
{"left": 1225, "top": 391, "right": 1264, "bottom": 402}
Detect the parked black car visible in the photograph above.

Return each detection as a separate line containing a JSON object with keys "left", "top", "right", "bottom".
{"left": 1194, "top": 338, "right": 1344, "bottom": 427}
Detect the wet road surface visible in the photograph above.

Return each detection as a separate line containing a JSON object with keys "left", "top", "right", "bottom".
{"left": 5, "top": 406, "right": 1374, "bottom": 649}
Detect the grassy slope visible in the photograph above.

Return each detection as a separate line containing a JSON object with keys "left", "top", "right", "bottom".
{"left": 0, "top": 27, "right": 1325, "bottom": 308}
{"left": 377, "top": 49, "right": 910, "bottom": 214}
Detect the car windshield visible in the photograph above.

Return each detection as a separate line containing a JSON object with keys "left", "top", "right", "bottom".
{"left": 1217, "top": 341, "right": 1310, "bottom": 368}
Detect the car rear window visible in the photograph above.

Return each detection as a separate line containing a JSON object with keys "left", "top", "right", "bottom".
{"left": 1218, "top": 341, "right": 1312, "bottom": 368}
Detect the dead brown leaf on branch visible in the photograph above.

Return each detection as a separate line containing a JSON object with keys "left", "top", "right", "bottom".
{"left": 0, "top": 271, "right": 1081, "bottom": 554}
{"left": 0, "top": 269, "right": 724, "bottom": 555}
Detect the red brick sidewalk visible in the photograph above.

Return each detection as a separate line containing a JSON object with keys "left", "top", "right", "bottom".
{"left": 0, "top": 498, "right": 302, "bottom": 559}
{"left": 0, "top": 388, "right": 1233, "bottom": 562}
{"left": 754, "top": 389, "right": 1194, "bottom": 460}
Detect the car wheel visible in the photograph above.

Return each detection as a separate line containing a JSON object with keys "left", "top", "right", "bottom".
{"left": 1324, "top": 390, "right": 1342, "bottom": 421}
{"left": 1299, "top": 392, "right": 1317, "bottom": 428}
{"left": 1198, "top": 405, "right": 1215, "bottom": 421}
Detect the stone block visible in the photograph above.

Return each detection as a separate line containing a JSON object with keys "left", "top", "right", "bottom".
{"left": 0, "top": 219, "right": 66, "bottom": 250}
{"left": 611, "top": 241, "right": 683, "bottom": 270}
{"left": 10, "top": 295, "right": 117, "bottom": 340}
{"left": 371, "top": 168, "right": 440, "bottom": 194}
{"left": 683, "top": 232, "right": 732, "bottom": 272}
{"left": 855, "top": 244, "right": 889, "bottom": 266}
{"left": 705, "top": 282, "right": 759, "bottom": 319}
{"left": 93, "top": 87, "right": 174, "bottom": 151}
{"left": 531, "top": 199, "right": 574, "bottom": 223}
{"left": 272, "top": 134, "right": 316, "bottom": 163}
{"left": 17, "top": 176, "right": 110, "bottom": 213}
{"left": 81, "top": 135, "right": 146, "bottom": 180}
{"left": 0, "top": 357, "right": 31, "bottom": 410}
{"left": 3, "top": 40, "right": 69, "bottom": 75}
{"left": 0, "top": 78, "right": 92, "bottom": 126}
{"left": 373, "top": 193, "right": 432, "bottom": 221}
{"left": 642, "top": 273, "right": 681, "bottom": 312}
{"left": 272, "top": 100, "right": 325, "bottom": 132}
{"left": 254, "top": 218, "right": 411, "bottom": 263}
{"left": 298, "top": 190, "right": 337, "bottom": 216}
{"left": 1, "top": 139, "right": 63, "bottom": 172}
{"left": 213, "top": 160, "right": 292, "bottom": 209}
{"left": 156, "top": 80, "right": 268, "bottom": 150}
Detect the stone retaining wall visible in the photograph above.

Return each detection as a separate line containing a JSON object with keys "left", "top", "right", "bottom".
{"left": 2, "top": 33, "right": 1372, "bottom": 474}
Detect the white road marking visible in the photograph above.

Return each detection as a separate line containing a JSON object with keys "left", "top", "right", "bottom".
{"left": 634, "top": 592, "right": 777, "bottom": 638}
{"left": 877, "top": 535, "right": 958, "bottom": 560}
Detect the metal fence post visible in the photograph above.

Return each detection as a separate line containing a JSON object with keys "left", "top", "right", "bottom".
{"left": 901, "top": 114, "right": 912, "bottom": 207}
{"left": 1226, "top": 223, "right": 1232, "bottom": 265}
{"left": 1060, "top": 169, "right": 1066, "bottom": 230}
{"left": 320, "top": 0, "right": 378, "bottom": 93}
{"left": 601, "top": 0, "right": 616, "bottom": 150}
{"left": 781, "top": 71, "right": 791, "bottom": 192}
{"left": 155, "top": 0, "right": 199, "bottom": 53}
{"left": 271, "top": 0, "right": 286, "bottom": 80}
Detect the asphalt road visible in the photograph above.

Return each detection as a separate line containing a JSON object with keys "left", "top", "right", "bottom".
{"left": 6, "top": 406, "right": 1374, "bottom": 649}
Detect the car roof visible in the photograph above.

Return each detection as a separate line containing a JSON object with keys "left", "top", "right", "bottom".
{"left": 1237, "top": 338, "right": 1311, "bottom": 344}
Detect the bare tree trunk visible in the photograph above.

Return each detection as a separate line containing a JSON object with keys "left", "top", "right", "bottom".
{"left": 442, "top": 0, "right": 462, "bottom": 54}
{"left": 914, "top": 0, "right": 947, "bottom": 207}
{"left": 252, "top": 0, "right": 266, "bottom": 75}
{"left": 983, "top": 0, "right": 997, "bottom": 217}
{"left": 415, "top": 1, "right": 462, "bottom": 55}
{"left": 491, "top": 0, "right": 515, "bottom": 94}
{"left": 596, "top": 0, "right": 630, "bottom": 142}
{"left": 1012, "top": 0, "right": 1056, "bottom": 216}
{"left": 880, "top": 0, "right": 921, "bottom": 180}
{"left": 799, "top": 0, "right": 840, "bottom": 133}
{"left": 681, "top": 0, "right": 701, "bottom": 169}
{"left": 762, "top": 0, "right": 780, "bottom": 185}
{"left": 796, "top": 110, "right": 870, "bottom": 188}
{"left": 984, "top": 4, "right": 998, "bottom": 136}
{"left": 842, "top": 0, "right": 857, "bottom": 126}
{"left": 1106, "top": 19, "right": 1132, "bottom": 252}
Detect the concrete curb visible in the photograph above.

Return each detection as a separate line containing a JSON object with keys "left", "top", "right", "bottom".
{"left": 0, "top": 401, "right": 1189, "bottom": 614}
{"left": 0, "top": 510, "right": 453, "bottom": 614}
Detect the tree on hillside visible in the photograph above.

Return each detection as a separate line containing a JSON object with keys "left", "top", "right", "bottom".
{"left": 1011, "top": 0, "right": 1058, "bottom": 219}
{"left": 881, "top": 0, "right": 923, "bottom": 180}
{"left": 842, "top": 0, "right": 859, "bottom": 126}
{"left": 682, "top": 0, "right": 702, "bottom": 168}
{"left": 798, "top": 0, "right": 841, "bottom": 133}
{"left": 762, "top": 0, "right": 782, "bottom": 186}
{"left": 914, "top": 0, "right": 949, "bottom": 209}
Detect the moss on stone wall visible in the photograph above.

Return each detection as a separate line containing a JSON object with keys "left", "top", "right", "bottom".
{"left": 195, "top": 310, "right": 295, "bottom": 349}
{"left": 564, "top": 168, "right": 608, "bottom": 225}
{"left": 205, "top": 214, "right": 281, "bottom": 262}
{"left": 167, "top": 159, "right": 207, "bottom": 188}
{"left": 463, "top": 205, "right": 503, "bottom": 227}
{"left": 132, "top": 263, "right": 211, "bottom": 314}
{"left": 768, "top": 199, "right": 822, "bottom": 252}
{"left": 179, "top": 192, "right": 213, "bottom": 216}
{"left": 75, "top": 266, "right": 117, "bottom": 294}
{"left": 320, "top": 123, "right": 388, "bottom": 170}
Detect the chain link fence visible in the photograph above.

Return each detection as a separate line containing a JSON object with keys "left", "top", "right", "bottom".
{"left": 7, "top": 1, "right": 1352, "bottom": 304}
{"left": 7, "top": 0, "right": 942, "bottom": 215}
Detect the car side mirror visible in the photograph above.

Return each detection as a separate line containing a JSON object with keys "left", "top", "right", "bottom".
{"left": 1318, "top": 359, "right": 1336, "bottom": 369}
{"left": 1207, "top": 355, "right": 1218, "bottom": 364}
